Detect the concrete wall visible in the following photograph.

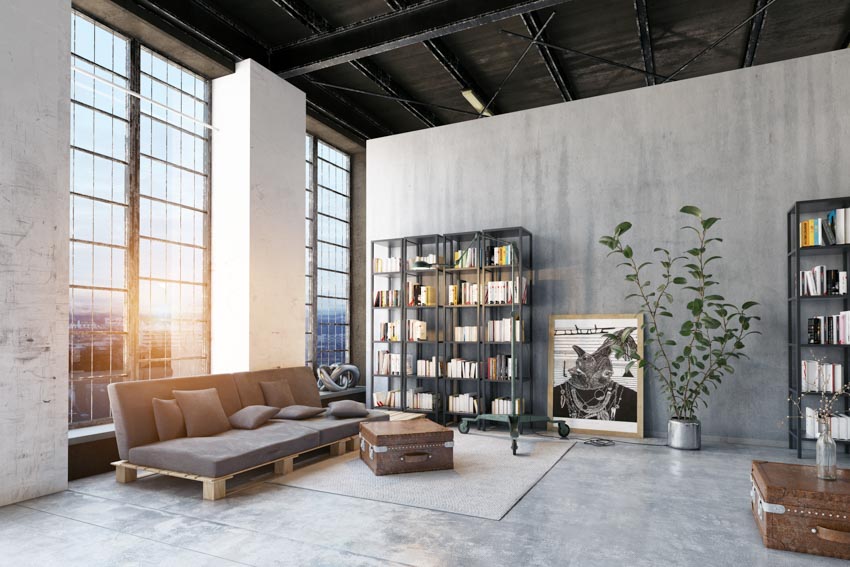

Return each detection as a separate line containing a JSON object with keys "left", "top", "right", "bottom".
{"left": 211, "top": 60, "right": 306, "bottom": 372}
{"left": 0, "top": 0, "right": 71, "bottom": 505}
{"left": 367, "top": 49, "right": 850, "bottom": 444}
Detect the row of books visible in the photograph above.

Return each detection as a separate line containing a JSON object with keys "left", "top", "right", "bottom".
{"left": 805, "top": 408, "right": 850, "bottom": 440}
{"left": 447, "top": 282, "right": 478, "bottom": 306}
{"left": 486, "top": 245, "right": 512, "bottom": 266}
{"left": 484, "top": 278, "right": 528, "bottom": 304}
{"left": 453, "top": 326, "right": 478, "bottom": 342}
{"left": 486, "top": 355, "right": 513, "bottom": 380}
{"left": 374, "top": 256, "right": 401, "bottom": 273}
{"left": 800, "top": 208, "right": 850, "bottom": 248}
{"left": 448, "top": 393, "right": 478, "bottom": 414}
{"left": 376, "top": 319, "right": 427, "bottom": 342}
{"left": 406, "top": 389, "right": 437, "bottom": 410}
{"left": 373, "top": 289, "right": 402, "bottom": 308}
{"left": 453, "top": 247, "right": 478, "bottom": 268}
{"left": 407, "top": 283, "right": 436, "bottom": 306}
{"left": 372, "top": 389, "right": 400, "bottom": 408}
{"left": 491, "top": 397, "right": 524, "bottom": 415}
{"left": 799, "top": 266, "right": 848, "bottom": 296}
{"left": 447, "top": 358, "right": 478, "bottom": 379}
{"left": 487, "top": 318, "right": 524, "bottom": 342}
{"left": 801, "top": 360, "right": 844, "bottom": 392}
{"left": 806, "top": 313, "right": 850, "bottom": 345}
{"left": 416, "top": 357, "right": 442, "bottom": 377}
{"left": 376, "top": 351, "right": 412, "bottom": 375}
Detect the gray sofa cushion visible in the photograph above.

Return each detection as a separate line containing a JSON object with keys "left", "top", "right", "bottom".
{"left": 233, "top": 367, "right": 322, "bottom": 408}
{"left": 277, "top": 410, "right": 389, "bottom": 445}
{"left": 274, "top": 405, "right": 325, "bottom": 420}
{"left": 229, "top": 405, "right": 280, "bottom": 430}
{"left": 260, "top": 380, "right": 295, "bottom": 408}
{"left": 173, "top": 388, "right": 232, "bottom": 438}
{"left": 326, "top": 400, "right": 369, "bottom": 418}
{"left": 152, "top": 398, "right": 186, "bottom": 441}
{"left": 128, "top": 422, "right": 320, "bottom": 478}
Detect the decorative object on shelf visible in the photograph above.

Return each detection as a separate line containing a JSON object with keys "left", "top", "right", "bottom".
{"left": 316, "top": 363, "right": 361, "bottom": 392}
{"left": 599, "top": 205, "right": 760, "bottom": 450}
{"left": 547, "top": 314, "right": 643, "bottom": 437}
{"left": 817, "top": 419, "right": 838, "bottom": 480}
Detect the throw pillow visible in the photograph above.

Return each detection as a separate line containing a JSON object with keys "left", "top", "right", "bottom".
{"left": 260, "top": 380, "right": 295, "bottom": 408}
{"left": 274, "top": 405, "right": 325, "bottom": 420}
{"left": 152, "top": 398, "right": 186, "bottom": 441}
{"left": 325, "top": 400, "right": 369, "bottom": 418}
{"left": 229, "top": 405, "right": 280, "bottom": 430}
{"left": 173, "top": 388, "right": 232, "bottom": 437}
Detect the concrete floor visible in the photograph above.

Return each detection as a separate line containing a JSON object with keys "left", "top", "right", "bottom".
{"left": 1, "top": 433, "right": 848, "bottom": 566}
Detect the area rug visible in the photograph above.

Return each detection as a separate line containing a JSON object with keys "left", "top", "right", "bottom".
{"left": 268, "top": 432, "right": 574, "bottom": 520}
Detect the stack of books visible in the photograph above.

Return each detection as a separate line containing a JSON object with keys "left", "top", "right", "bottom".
{"left": 377, "top": 320, "right": 401, "bottom": 342}
{"left": 373, "top": 289, "right": 401, "bottom": 307}
{"left": 484, "top": 278, "right": 528, "bottom": 304}
{"left": 491, "top": 397, "right": 524, "bottom": 415}
{"left": 801, "top": 359, "right": 844, "bottom": 392}
{"left": 447, "top": 358, "right": 478, "bottom": 379}
{"left": 487, "top": 318, "right": 523, "bottom": 342}
{"left": 453, "top": 326, "right": 478, "bottom": 342}
{"left": 486, "top": 245, "right": 512, "bottom": 266}
{"left": 799, "top": 266, "right": 847, "bottom": 296}
{"left": 807, "top": 312, "right": 850, "bottom": 344}
{"left": 376, "top": 351, "right": 412, "bottom": 375}
{"left": 406, "top": 389, "right": 436, "bottom": 410}
{"left": 374, "top": 257, "right": 401, "bottom": 272}
{"left": 373, "top": 390, "right": 400, "bottom": 408}
{"left": 406, "top": 283, "right": 436, "bottom": 306}
{"left": 453, "top": 247, "right": 478, "bottom": 268}
{"left": 416, "top": 356, "right": 443, "bottom": 377}
{"left": 447, "top": 281, "right": 478, "bottom": 305}
{"left": 486, "top": 355, "right": 512, "bottom": 380}
{"left": 799, "top": 207, "right": 850, "bottom": 248}
{"left": 805, "top": 407, "right": 850, "bottom": 439}
{"left": 407, "top": 319, "right": 427, "bottom": 341}
{"left": 448, "top": 393, "right": 478, "bottom": 414}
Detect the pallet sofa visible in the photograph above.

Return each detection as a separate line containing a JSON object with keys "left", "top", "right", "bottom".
{"left": 107, "top": 367, "right": 388, "bottom": 500}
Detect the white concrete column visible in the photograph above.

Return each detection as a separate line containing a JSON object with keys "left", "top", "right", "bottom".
{"left": 211, "top": 60, "right": 306, "bottom": 372}
{"left": 0, "top": 0, "right": 71, "bottom": 506}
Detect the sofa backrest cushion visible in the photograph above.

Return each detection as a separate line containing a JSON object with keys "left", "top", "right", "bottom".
{"left": 107, "top": 373, "right": 241, "bottom": 460}
{"left": 152, "top": 398, "right": 186, "bottom": 441}
{"left": 173, "top": 388, "right": 233, "bottom": 437}
{"left": 233, "top": 367, "right": 321, "bottom": 409}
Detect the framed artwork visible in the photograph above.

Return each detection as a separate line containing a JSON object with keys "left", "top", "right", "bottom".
{"left": 548, "top": 314, "right": 644, "bottom": 438}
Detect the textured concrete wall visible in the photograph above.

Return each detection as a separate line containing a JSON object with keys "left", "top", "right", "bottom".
{"left": 349, "top": 149, "right": 367, "bottom": 377}
{"left": 0, "top": 0, "right": 71, "bottom": 505}
{"left": 211, "top": 60, "right": 306, "bottom": 372}
{"left": 367, "top": 49, "right": 850, "bottom": 443}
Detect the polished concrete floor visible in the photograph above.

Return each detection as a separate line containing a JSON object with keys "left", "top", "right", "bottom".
{"left": 2, "top": 433, "right": 848, "bottom": 566}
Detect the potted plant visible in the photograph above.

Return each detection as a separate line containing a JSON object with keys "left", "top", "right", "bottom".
{"left": 599, "top": 205, "right": 760, "bottom": 449}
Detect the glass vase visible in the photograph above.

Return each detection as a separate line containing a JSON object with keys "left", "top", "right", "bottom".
{"left": 816, "top": 418, "right": 838, "bottom": 481}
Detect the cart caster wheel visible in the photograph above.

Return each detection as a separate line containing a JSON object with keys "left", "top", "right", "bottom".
{"left": 511, "top": 439, "right": 518, "bottom": 455}
{"left": 458, "top": 420, "right": 470, "bottom": 434}
{"left": 558, "top": 422, "right": 570, "bottom": 439}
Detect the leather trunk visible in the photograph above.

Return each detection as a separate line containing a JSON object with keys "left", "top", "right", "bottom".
{"left": 360, "top": 419, "right": 453, "bottom": 476}
{"left": 751, "top": 460, "right": 850, "bottom": 560}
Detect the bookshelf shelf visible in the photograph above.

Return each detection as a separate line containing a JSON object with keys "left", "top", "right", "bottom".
{"left": 788, "top": 198, "right": 850, "bottom": 459}
{"left": 370, "top": 228, "right": 533, "bottom": 424}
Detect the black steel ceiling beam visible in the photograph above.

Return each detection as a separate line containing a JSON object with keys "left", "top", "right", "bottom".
{"left": 633, "top": 0, "right": 656, "bottom": 86}
{"left": 386, "top": 0, "right": 499, "bottom": 115}
{"left": 268, "top": 0, "right": 437, "bottom": 128}
{"left": 270, "top": 0, "right": 572, "bottom": 78}
{"left": 521, "top": 11, "right": 574, "bottom": 102}
{"left": 742, "top": 0, "right": 768, "bottom": 67}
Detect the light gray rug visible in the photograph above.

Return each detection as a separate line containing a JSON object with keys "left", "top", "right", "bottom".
{"left": 269, "top": 432, "right": 574, "bottom": 520}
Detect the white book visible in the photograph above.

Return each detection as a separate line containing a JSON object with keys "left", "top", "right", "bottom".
{"left": 838, "top": 209, "right": 847, "bottom": 245}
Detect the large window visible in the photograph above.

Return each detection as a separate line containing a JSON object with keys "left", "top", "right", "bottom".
{"left": 305, "top": 136, "right": 351, "bottom": 368}
{"left": 69, "top": 12, "right": 210, "bottom": 427}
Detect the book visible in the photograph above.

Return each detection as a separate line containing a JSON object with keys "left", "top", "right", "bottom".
{"left": 453, "top": 326, "right": 478, "bottom": 342}
{"left": 447, "top": 393, "right": 478, "bottom": 414}
{"left": 447, "top": 358, "right": 478, "bottom": 379}
{"left": 486, "top": 318, "right": 524, "bottom": 342}
{"left": 416, "top": 356, "right": 444, "bottom": 377}
{"left": 374, "top": 257, "right": 401, "bottom": 272}
{"left": 406, "top": 282, "right": 435, "bottom": 306}
{"left": 447, "top": 281, "right": 478, "bottom": 305}
{"left": 453, "top": 247, "right": 478, "bottom": 268}
{"left": 406, "top": 319, "right": 427, "bottom": 341}
{"left": 799, "top": 266, "right": 846, "bottom": 296}
{"left": 837, "top": 209, "right": 847, "bottom": 245}
{"left": 376, "top": 351, "right": 413, "bottom": 375}
{"left": 373, "top": 389, "right": 401, "bottom": 408}
{"left": 373, "top": 289, "right": 401, "bottom": 307}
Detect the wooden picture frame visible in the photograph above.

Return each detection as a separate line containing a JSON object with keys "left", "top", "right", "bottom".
{"left": 548, "top": 313, "right": 644, "bottom": 438}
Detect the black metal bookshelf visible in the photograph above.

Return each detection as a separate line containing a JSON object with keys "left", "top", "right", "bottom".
{"left": 369, "top": 228, "right": 533, "bottom": 426}
{"left": 788, "top": 198, "right": 850, "bottom": 457}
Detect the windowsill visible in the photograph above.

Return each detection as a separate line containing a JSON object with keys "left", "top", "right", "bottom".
{"left": 319, "top": 386, "right": 366, "bottom": 400}
{"left": 68, "top": 423, "right": 116, "bottom": 445}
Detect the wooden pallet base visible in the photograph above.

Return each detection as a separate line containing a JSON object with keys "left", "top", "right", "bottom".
{"left": 111, "top": 434, "right": 359, "bottom": 501}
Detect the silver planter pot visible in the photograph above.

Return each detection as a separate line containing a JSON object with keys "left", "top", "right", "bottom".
{"left": 668, "top": 419, "right": 701, "bottom": 450}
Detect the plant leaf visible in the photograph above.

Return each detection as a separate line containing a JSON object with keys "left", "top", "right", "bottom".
{"left": 680, "top": 205, "right": 702, "bottom": 217}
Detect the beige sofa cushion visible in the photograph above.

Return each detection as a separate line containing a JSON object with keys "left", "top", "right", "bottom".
{"left": 152, "top": 398, "right": 185, "bottom": 441}
{"left": 174, "top": 388, "right": 232, "bottom": 437}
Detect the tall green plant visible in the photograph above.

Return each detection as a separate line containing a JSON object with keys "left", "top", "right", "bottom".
{"left": 599, "top": 205, "right": 760, "bottom": 421}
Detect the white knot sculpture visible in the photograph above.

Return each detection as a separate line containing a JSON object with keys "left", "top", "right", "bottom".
{"left": 316, "top": 363, "right": 360, "bottom": 392}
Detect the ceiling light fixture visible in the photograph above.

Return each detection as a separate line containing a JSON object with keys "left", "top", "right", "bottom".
{"left": 461, "top": 89, "right": 493, "bottom": 117}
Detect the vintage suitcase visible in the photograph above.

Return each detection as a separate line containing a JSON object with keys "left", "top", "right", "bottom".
{"left": 751, "top": 460, "right": 850, "bottom": 560}
{"left": 360, "top": 419, "right": 454, "bottom": 476}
